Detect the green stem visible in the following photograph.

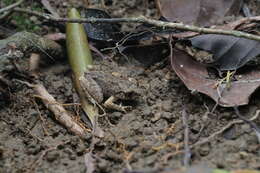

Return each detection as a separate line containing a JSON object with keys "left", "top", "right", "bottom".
{"left": 66, "top": 8, "right": 97, "bottom": 125}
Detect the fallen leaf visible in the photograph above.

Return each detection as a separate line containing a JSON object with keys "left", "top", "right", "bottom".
{"left": 158, "top": 0, "right": 242, "bottom": 26}
{"left": 82, "top": 8, "right": 123, "bottom": 42}
{"left": 171, "top": 48, "right": 260, "bottom": 107}
{"left": 190, "top": 34, "right": 260, "bottom": 71}
{"left": 82, "top": 9, "right": 177, "bottom": 44}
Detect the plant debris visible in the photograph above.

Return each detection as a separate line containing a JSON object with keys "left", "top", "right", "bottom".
{"left": 157, "top": 0, "right": 243, "bottom": 26}
{"left": 170, "top": 48, "right": 260, "bottom": 107}
{"left": 190, "top": 34, "right": 260, "bottom": 71}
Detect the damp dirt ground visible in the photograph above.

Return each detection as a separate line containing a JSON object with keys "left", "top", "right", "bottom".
{"left": 0, "top": 0, "right": 260, "bottom": 173}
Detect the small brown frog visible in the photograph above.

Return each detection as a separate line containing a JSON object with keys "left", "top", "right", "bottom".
{"left": 79, "top": 67, "right": 140, "bottom": 113}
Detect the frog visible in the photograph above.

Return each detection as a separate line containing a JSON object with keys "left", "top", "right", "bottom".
{"left": 79, "top": 66, "right": 141, "bottom": 113}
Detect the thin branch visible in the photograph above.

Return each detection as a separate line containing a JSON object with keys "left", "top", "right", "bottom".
{"left": 12, "top": 7, "right": 260, "bottom": 41}
{"left": 234, "top": 107, "right": 260, "bottom": 143}
{"left": 162, "top": 109, "right": 260, "bottom": 162}
{"left": 182, "top": 107, "right": 191, "bottom": 167}
{"left": 191, "top": 110, "right": 260, "bottom": 148}
{"left": 16, "top": 80, "right": 88, "bottom": 138}
{"left": 227, "top": 16, "right": 260, "bottom": 30}
{"left": 33, "top": 84, "right": 88, "bottom": 137}
{"left": 0, "top": 0, "right": 24, "bottom": 14}
{"left": 28, "top": 140, "right": 70, "bottom": 172}
{"left": 0, "top": 11, "right": 11, "bottom": 20}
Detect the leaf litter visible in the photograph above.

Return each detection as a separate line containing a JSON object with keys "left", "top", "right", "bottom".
{"left": 157, "top": 0, "right": 243, "bottom": 26}
{"left": 190, "top": 34, "right": 260, "bottom": 71}
{"left": 170, "top": 48, "right": 260, "bottom": 107}
{"left": 157, "top": 0, "right": 260, "bottom": 106}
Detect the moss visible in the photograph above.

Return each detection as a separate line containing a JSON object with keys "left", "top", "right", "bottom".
{"left": 3, "top": 0, "right": 16, "bottom": 5}
{"left": 2, "top": 0, "right": 44, "bottom": 32}
{"left": 11, "top": 14, "right": 41, "bottom": 31}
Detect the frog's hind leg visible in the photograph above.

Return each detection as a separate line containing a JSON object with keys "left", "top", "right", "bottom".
{"left": 104, "top": 96, "right": 132, "bottom": 113}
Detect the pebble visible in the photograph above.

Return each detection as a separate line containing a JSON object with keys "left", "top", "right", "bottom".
{"left": 98, "top": 159, "right": 108, "bottom": 171}
{"left": 198, "top": 144, "right": 210, "bottom": 156}
{"left": 143, "top": 127, "right": 153, "bottom": 135}
{"left": 161, "top": 100, "right": 173, "bottom": 112}
{"left": 46, "top": 151, "right": 60, "bottom": 162}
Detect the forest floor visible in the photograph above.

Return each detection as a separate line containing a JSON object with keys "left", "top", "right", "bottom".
{"left": 0, "top": 0, "right": 259, "bottom": 173}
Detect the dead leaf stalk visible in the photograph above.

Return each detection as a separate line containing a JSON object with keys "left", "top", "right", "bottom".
{"left": 182, "top": 107, "right": 191, "bottom": 167}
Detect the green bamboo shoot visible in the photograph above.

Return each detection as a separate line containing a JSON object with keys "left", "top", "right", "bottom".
{"left": 66, "top": 8, "right": 97, "bottom": 126}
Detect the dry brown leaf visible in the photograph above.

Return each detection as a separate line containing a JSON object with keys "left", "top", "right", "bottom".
{"left": 158, "top": 0, "right": 242, "bottom": 26}
{"left": 171, "top": 48, "right": 260, "bottom": 107}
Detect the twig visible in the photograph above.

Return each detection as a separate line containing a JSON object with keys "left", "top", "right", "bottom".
{"left": 25, "top": 127, "right": 44, "bottom": 142}
{"left": 182, "top": 107, "right": 191, "bottom": 167}
{"left": 227, "top": 16, "right": 260, "bottom": 30}
{"left": 162, "top": 109, "right": 260, "bottom": 162}
{"left": 29, "top": 140, "right": 70, "bottom": 173}
{"left": 10, "top": 7, "right": 260, "bottom": 41}
{"left": 17, "top": 80, "right": 88, "bottom": 138}
{"left": 191, "top": 110, "right": 260, "bottom": 149}
{"left": 33, "top": 84, "right": 88, "bottom": 137}
{"left": 0, "top": 11, "right": 11, "bottom": 20}
{"left": 32, "top": 99, "right": 50, "bottom": 136}
{"left": 1, "top": 117, "right": 44, "bottom": 142}
{"left": 233, "top": 107, "right": 260, "bottom": 143}
{"left": 29, "top": 53, "right": 40, "bottom": 76}
{"left": 0, "top": 0, "right": 24, "bottom": 14}
{"left": 84, "top": 152, "right": 95, "bottom": 173}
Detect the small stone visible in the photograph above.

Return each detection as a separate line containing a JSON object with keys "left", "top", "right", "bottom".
{"left": 69, "top": 154, "right": 76, "bottom": 160}
{"left": 161, "top": 112, "right": 173, "bottom": 120}
{"left": 143, "top": 127, "right": 153, "bottom": 135}
{"left": 30, "top": 16, "right": 37, "bottom": 22}
{"left": 27, "top": 144, "right": 41, "bottom": 155}
{"left": 98, "top": 159, "right": 108, "bottom": 171}
{"left": 155, "top": 119, "right": 168, "bottom": 133}
{"left": 63, "top": 148, "right": 73, "bottom": 155}
{"left": 198, "top": 144, "right": 210, "bottom": 156}
{"left": 46, "top": 151, "right": 60, "bottom": 162}
{"left": 142, "top": 107, "right": 152, "bottom": 117}
{"left": 151, "top": 112, "right": 161, "bottom": 122}
{"left": 161, "top": 100, "right": 173, "bottom": 112}
{"left": 105, "top": 151, "right": 121, "bottom": 162}
{"left": 109, "top": 112, "right": 122, "bottom": 119}
{"left": 124, "top": 138, "right": 138, "bottom": 149}
{"left": 30, "top": 110, "right": 38, "bottom": 116}
{"left": 239, "top": 151, "right": 249, "bottom": 159}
